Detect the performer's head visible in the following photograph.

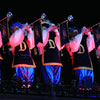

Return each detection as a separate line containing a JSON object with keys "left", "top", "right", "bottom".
{"left": 69, "top": 26, "right": 81, "bottom": 40}
{"left": 11, "top": 22, "right": 23, "bottom": 33}
{"left": 42, "top": 20, "right": 51, "bottom": 30}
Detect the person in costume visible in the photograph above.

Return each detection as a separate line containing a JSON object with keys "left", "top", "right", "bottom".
{"left": 66, "top": 26, "right": 95, "bottom": 88}
{"left": 9, "top": 22, "right": 36, "bottom": 88}
{"left": 91, "top": 26, "right": 100, "bottom": 85}
{"left": 0, "top": 32, "right": 3, "bottom": 83}
{"left": 37, "top": 19, "right": 63, "bottom": 86}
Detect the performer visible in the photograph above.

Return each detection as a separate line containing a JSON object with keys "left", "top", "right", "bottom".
{"left": 94, "top": 27, "right": 100, "bottom": 62}
{"left": 0, "top": 17, "right": 13, "bottom": 81}
{"left": 65, "top": 26, "right": 95, "bottom": 88}
{"left": 91, "top": 26, "right": 100, "bottom": 85}
{"left": 9, "top": 22, "right": 36, "bottom": 88}
{"left": 0, "top": 32, "right": 3, "bottom": 83}
{"left": 37, "top": 20, "right": 63, "bottom": 86}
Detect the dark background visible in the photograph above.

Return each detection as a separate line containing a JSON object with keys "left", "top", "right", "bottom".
{"left": 0, "top": 1, "right": 100, "bottom": 29}
{"left": 0, "top": 1, "right": 100, "bottom": 84}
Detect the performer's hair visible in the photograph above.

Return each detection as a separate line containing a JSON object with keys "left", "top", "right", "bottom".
{"left": 10, "top": 22, "right": 23, "bottom": 29}
{"left": 69, "top": 26, "right": 80, "bottom": 40}
{"left": 42, "top": 23, "right": 50, "bottom": 28}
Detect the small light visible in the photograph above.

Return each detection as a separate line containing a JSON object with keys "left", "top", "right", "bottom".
{"left": 41, "top": 13, "right": 47, "bottom": 20}
{"left": 6, "top": 11, "right": 13, "bottom": 19}
{"left": 36, "top": 85, "right": 39, "bottom": 89}
{"left": 67, "top": 15, "right": 74, "bottom": 22}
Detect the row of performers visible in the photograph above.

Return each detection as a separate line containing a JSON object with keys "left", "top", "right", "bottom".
{"left": 0, "top": 18, "right": 100, "bottom": 89}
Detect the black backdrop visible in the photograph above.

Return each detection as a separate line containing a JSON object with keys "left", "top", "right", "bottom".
{"left": 0, "top": 1, "right": 100, "bottom": 84}
{"left": 0, "top": 1, "right": 100, "bottom": 28}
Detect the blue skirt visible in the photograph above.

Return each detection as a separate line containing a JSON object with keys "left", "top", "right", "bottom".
{"left": 16, "top": 67, "right": 35, "bottom": 84}
{"left": 41, "top": 65, "right": 62, "bottom": 85}
{"left": 74, "top": 69, "right": 94, "bottom": 87}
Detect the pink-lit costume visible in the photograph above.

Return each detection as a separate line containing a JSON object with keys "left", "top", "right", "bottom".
{"left": 66, "top": 27, "right": 95, "bottom": 88}
{"left": 9, "top": 23, "right": 36, "bottom": 87}
{"left": 37, "top": 23, "right": 63, "bottom": 86}
{"left": 0, "top": 32, "right": 3, "bottom": 82}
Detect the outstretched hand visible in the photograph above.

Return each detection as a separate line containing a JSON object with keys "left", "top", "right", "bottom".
{"left": 81, "top": 26, "right": 91, "bottom": 37}
{"left": 48, "top": 24, "right": 56, "bottom": 32}
{"left": 23, "top": 23, "right": 31, "bottom": 33}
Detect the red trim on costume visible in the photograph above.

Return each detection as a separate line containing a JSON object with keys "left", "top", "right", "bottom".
{"left": 11, "top": 47, "right": 36, "bottom": 69}
{"left": 43, "top": 62, "right": 63, "bottom": 66}
{"left": 26, "top": 39, "right": 30, "bottom": 49}
{"left": 12, "top": 64, "right": 36, "bottom": 68}
{"left": 42, "top": 48, "right": 63, "bottom": 67}
{"left": 72, "top": 66, "right": 93, "bottom": 71}
{"left": 0, "top": 55, "right": 3, "bottom": 60}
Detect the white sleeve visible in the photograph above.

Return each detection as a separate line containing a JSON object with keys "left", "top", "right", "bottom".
{"left": 27, "top": 28, "right": 35, "bottom": 49}
{"left": 0, "top": 32, "right": 2, "bottom": 48}
{"left": 69, "top": 33, "right": 83, "bottom": 52}
{"left": 87, "top": 34, "right": 95, "bottom": 52}
{"left": 9, "top": 29, "right": 24, "bottom": 48}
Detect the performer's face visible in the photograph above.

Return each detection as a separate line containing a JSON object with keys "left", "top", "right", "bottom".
{"left": 13, "top": 26, "right": 19, "bottom": 32}
{"left": 42, "top": 26, "right": 47, "bottom": 30}
{"left": 42, "top": 23, "right": 49, "bottom": 30}
{"left": 69, "top": 29, "right": 79, "bottom": 40}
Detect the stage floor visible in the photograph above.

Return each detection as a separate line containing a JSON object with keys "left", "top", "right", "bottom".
{"left": 0, "top": 80, "right": 100, "bottom": 100}
{"left": 0, "top": 93, "right": 99, "bottom": 100}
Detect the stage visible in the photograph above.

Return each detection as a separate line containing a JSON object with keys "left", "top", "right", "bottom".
{"left": 0, "top": 93, "right": 99, "bottom": 100}
{"left": 0, "top": 80, "right": 100, "bottom": 100}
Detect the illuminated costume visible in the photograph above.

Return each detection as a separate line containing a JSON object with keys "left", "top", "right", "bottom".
{"left": 37, "top": 21, "right": 63, "bottom": 86}
{"left": 92, "top": 26, "right": 100, "bottom": 85}
{"left": 66, "top": 27, "right": 95, "bottom": 88}
{"left": 9, "top": 22, "right": 36, "bottom": 88}
{"left": 0, "top": 32, "right": 3, "bottom": 83}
